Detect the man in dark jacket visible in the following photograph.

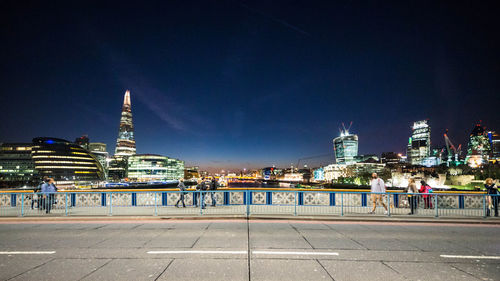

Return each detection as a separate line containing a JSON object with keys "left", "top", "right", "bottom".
{"left": 32, "top": 177, "right": 48, "bottom": 210}
{"left": 210, "top": 178, "right": 218, "bottom": 207}
{"left": 195, "top": 178, "right": 207, "bottom": 209}
{"left": 199, "top": 178, "right": 207, "bottom": 209}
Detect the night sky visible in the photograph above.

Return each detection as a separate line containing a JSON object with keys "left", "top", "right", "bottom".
{"left": 1, "top": 1, "right": 499, "bottom": 171}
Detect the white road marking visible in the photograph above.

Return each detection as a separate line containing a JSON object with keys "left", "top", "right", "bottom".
{"left": 0, "top": 251, "right": 55, "bottom": 255}
{"left": 147, "top": 250, "right": 247, "bottom": 254}
{"left": 252, "top": 251, "right": 339, "bottom": 256}
{"left": 440, "top": 255, "right": 500, "bottom": 260}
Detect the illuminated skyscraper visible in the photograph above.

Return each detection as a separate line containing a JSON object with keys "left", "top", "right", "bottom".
{"left": 489, "top": 131, "right": 500, "bottom": 162}
{"left": 466, "top": 123, "right": 491, "bottom": 167}
{"left": 408, "top": 120, "right": 431, "bottom": 165}
{"left": 333, "top": 127, "right": 358, "bottom": 165}
{"left": 115, "top": 90, "right": 136, "bottom": 157}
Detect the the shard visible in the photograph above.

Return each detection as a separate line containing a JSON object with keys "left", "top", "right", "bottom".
{"left": 115, "top": 90, "right": 136, "bottom": 157}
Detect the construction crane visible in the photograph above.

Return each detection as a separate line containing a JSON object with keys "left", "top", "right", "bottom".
{"left": 444, "top": 130, "right": 462, "bottom": 165}
{"left": 296, "top": 153, "right": 333, "bottom": 170}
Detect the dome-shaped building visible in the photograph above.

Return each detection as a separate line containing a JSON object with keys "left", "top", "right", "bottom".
{"left": 32, "top": 137, "right": 105, "bottom": 184}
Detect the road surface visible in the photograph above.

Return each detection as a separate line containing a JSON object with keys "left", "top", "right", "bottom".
{"left": 0, "top": 219, "right": 499, "bottom": 280}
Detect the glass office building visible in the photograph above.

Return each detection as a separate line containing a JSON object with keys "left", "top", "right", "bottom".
{"left": 489, "top": 131, "right": 500, "bottom": 162}
{"left": 333, "top": 133, "right": 358, "bottom": 165}
{"left": 408, "top": 120, "right": 431, "bottom": 165}
{"left": 127, "top": 154, "right": 184, "bottom": 181}
{"left": 89, "top": 143, "right": 109, "bottom": 179}
{"left": 0, "top": 143, "right": 36, "bottom": 188}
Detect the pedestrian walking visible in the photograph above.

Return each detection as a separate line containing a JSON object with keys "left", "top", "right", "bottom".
{"left": 41, "top": 178, "right": 57, "bottom": 214}
{"left": 406, "top": 178, "right": 418, "bottom": 215}
{"left": 485, "top": 178, "right": 498, "bottom": 217}
{"left": 419, "top": 180, "right": 433, "bottom": 209}
{"left": 175, "top": 179, "right": 187, "bottom": 208}
{"left": 368, "top": 173, "right": 388, "bottom": 214}
{"left": 210, "top": 177, "right": 218, "bottom": 207}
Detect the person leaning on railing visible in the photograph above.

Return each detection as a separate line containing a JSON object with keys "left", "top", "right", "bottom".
{"left": 406, "top": 178, "right": 418, "bottom": 215}
{"left": 31, "top": 176, "right": 47, "bottom": 210}
{"left": 419, "top": 180, "right": 433, "bottom": 209}
{"left": 484, "top": 178, "right": 498, "bottom": 217}
{"left": 210, "top": 177, "right": 218, "bottom": 207}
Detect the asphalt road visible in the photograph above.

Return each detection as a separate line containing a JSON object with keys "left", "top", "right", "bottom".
{"left": 0, "top": 219, "right": 499, "bottom": 281}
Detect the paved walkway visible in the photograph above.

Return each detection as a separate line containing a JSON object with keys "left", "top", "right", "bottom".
{"left": 1, "top": 219, "right": 499, "bottom": 280}
{"left": 0, "top": 204, "right": 491, "bottom": 219}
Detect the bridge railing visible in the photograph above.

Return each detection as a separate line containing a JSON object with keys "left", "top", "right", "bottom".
{"left": 0, "top": 189, "right": 497, "bottom": 218}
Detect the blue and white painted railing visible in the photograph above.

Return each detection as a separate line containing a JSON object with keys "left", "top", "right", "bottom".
{"left": 0, "top": 189, "right": 497, "bottom": 218}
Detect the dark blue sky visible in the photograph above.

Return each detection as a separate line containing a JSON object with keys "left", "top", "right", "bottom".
{"left": 1, "top": 1, "right": 499, "bottom": 171}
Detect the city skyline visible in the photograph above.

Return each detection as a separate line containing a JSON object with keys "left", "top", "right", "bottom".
{"left": 1, "top": 1, "right": 499, "bottom": 171}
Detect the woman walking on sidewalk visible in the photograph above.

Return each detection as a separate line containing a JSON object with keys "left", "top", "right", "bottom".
{"left": 406, "top": 178, "right": 418, "bottom": 215}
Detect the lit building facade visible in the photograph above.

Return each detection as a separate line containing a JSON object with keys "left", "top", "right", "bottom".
{"left": 1, "top": 139, "right": 106, "bottom": 188}
{"left": 489, "top": 131, "right": 500, "bottom": 162}
{"left": 0, "top": 143, "right": 36, "bottom": 188}
{"left": 323, "top": 164, "right": 351, "bottom": 182}
{"left": 127, "top": 154, "right": 184, "bottom": 181}
{"left": 283, "top": 173, "right": 303, "bottom": 182}
{"left": 89, "top": 143, "right": 109, "bottom": 178}
{"left": 354, "top": 154, "right": 379, "bottom": 163}
{"left": 421, "top": 156, "right": 441, "bottom": 167}
{"left": 313, "top": 167, "right": 324, "bottom": 181}
{"left": 108, "top": 157, "right": 127, "bottom": 181}
{"left": 184, "top": 166, "right": 200, "bottom": 180}
{"left": 408, "top": 120, "right": 431, "bottom": 165}
{"left": 115, "top": 90, "right": 136, "bottom": 157}
{"left": 261, "top": 167, "right": 282, "bottom": 180}
{"left": 381, "top": 152, "right": 405, "bottom": 165}
{"left": 348, "top": 162, "right": 386, "bottom": 176}
{"left": 89, "top": 142, "right": 107, "bottom": 153}
{"left": 32, "top": 137, "right": 105, "bottom": 185}
{"left": 333, "top": 130, "right": 358, "bottom": 165}
{"left": 466, "top": 123, "right": 491, "bottom": 167}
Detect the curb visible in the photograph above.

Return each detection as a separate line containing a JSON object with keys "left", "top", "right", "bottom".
{"left": 0, "top": 215, "right": 499, "bottom": 225}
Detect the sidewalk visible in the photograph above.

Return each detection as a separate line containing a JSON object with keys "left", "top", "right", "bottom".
{"left": 1, "top": 214, "right": 499, "bottom": 225}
